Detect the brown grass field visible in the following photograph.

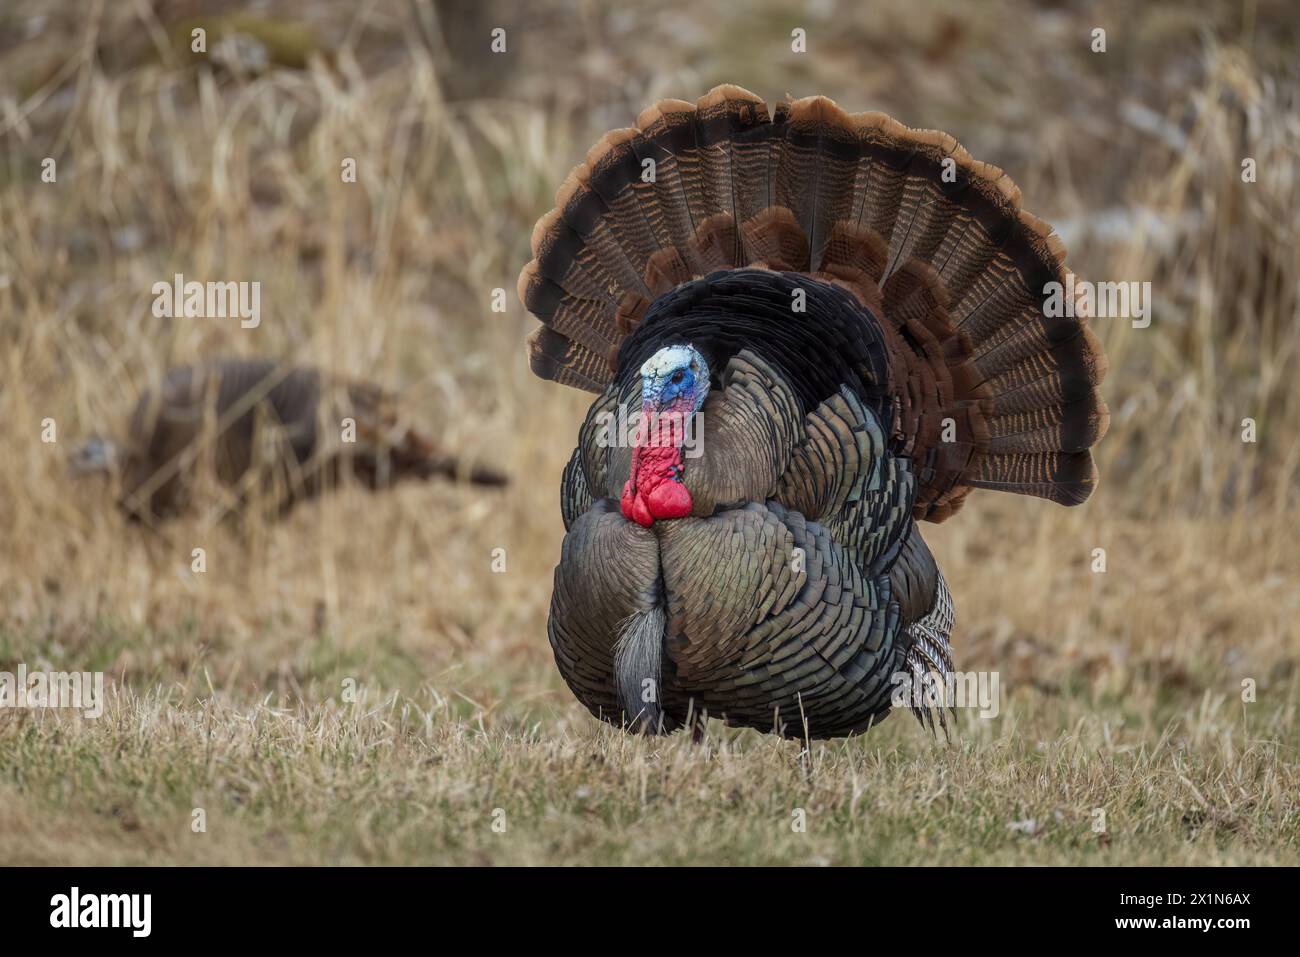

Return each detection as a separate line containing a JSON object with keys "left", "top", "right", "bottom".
{"left": 1, "top": 0, "right": 1298, "bottom": 865}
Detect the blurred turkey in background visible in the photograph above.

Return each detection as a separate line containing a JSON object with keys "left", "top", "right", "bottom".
{"left": 70, "top": 359, "right": 507, "bottom": 526}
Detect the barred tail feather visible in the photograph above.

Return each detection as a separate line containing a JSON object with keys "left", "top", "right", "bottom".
{"left": 520, "top": 84, "right": 1108, "bottom": 518}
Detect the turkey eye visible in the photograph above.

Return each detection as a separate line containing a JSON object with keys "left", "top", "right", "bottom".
{"left": 670, "top": 370, "right": 685, "bottom": 384}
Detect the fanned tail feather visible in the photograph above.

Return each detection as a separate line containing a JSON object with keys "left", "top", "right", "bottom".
{"left": 520, "top": 85, "right": 1109, "bottom": 517}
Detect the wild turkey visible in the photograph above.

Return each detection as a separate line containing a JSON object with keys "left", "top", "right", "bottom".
{"left": 520, "top": 85, "right": 1108, "bottom": 738}
{"left": 71, "top": 358, "right": 507, "bottom": 523}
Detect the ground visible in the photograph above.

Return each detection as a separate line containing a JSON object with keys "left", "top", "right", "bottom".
{"left": 0, "top": 0, "right": 1297, "bottom": 865}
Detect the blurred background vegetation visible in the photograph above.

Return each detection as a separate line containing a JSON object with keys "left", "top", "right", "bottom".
{"left": 0, "top": 0, "right": 1297, "bottom": 865}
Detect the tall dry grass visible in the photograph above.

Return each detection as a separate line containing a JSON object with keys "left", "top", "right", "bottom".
{"left": 0, "top": 0, "right": 1296, "bottom": 864}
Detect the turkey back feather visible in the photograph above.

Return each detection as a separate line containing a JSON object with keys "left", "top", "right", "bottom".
{"left": 521, "top": 84, "right": 1108, "bottom": 518}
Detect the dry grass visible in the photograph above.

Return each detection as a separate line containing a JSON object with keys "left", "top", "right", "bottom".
{"left": 0, "top": 0, "right": 1297, "bottom": 865}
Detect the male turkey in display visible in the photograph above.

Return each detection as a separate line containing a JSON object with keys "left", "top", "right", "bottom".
{"left": 520, "top": 85, "right": 1108, "bottom": 738}
{"left": 71, "top": 358, "right": 507, "bottom": 523}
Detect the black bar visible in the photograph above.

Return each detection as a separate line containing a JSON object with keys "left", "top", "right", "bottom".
{"left": 0, "top": 866, "right": 1273, "bottom": 943}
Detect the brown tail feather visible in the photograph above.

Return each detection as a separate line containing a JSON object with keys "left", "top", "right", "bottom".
{"left": 519, "top": 85, "right": 1108, "bottom": 517}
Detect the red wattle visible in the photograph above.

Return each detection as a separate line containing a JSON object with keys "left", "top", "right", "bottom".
{"left": 619, "top": 401, "right": 695, "bottom": 526}
{"left": 621, "top": 478, "right": 655, "bottom": 527}
{"left": 646, "top": 479, "right": 692, "bottom": 519}
{"left": 631, "top": 493, "right": 655, "bottom": 527}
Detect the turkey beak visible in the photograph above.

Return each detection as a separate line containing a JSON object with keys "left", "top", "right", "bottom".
{"left": 636, "top": 379, "right": 663, "bottom": 446}
{"left": 640, "top": 376, "right": 662, "bottom": 413}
